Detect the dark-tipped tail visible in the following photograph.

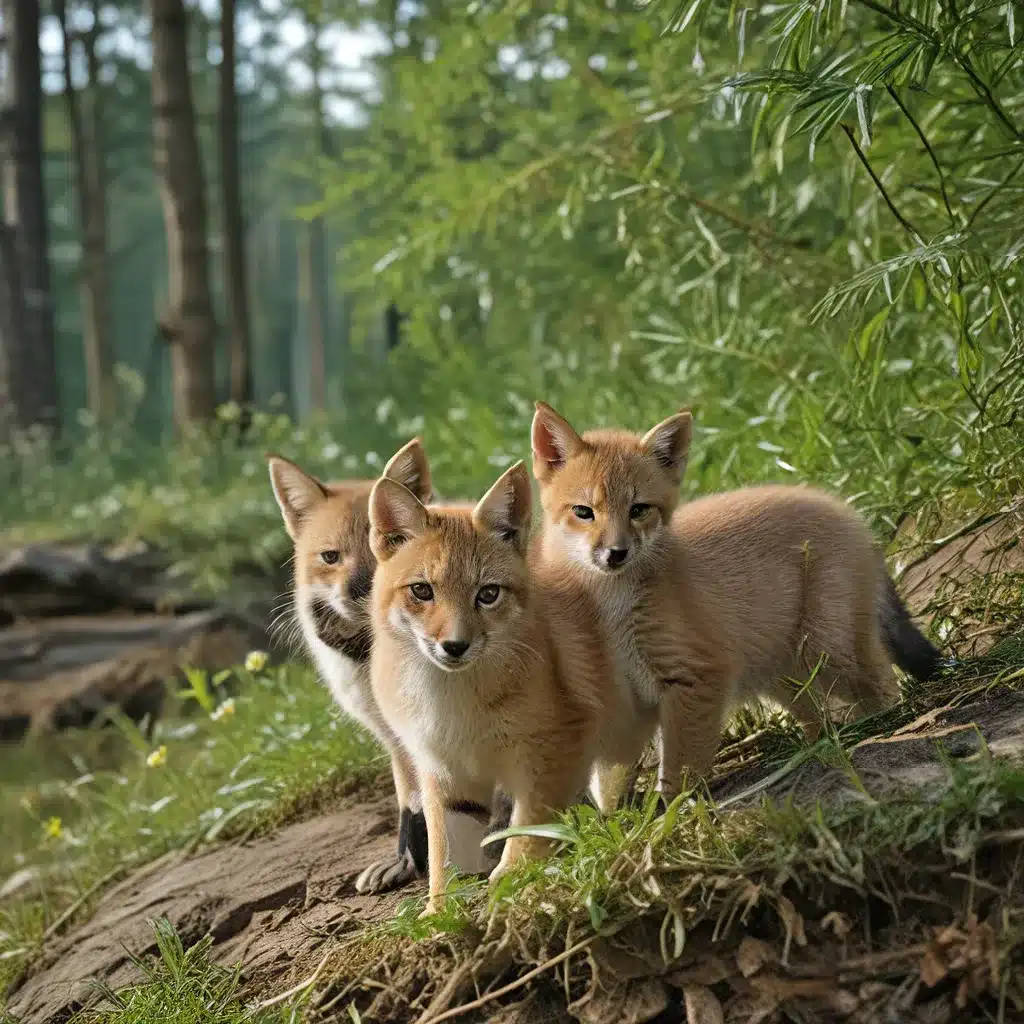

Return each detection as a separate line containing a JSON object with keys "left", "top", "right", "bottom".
{"left": 880, "top": 574, "right": 943, "bottom": 681}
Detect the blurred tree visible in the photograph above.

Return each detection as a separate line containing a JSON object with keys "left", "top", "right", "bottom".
{"left": 56, "top": 0, "right": 115, "bottom": 423}
{"left": 300, "top": 0, "right": 329, "bottom": 412}
{"left": 0, "top": 215, "right": 27, "bottom": 436}
{"left": 1, "top": 0, "right": 59, "bottom": 431}
{"left": 150, "top": 0, "right": 217, "bottom": 426}
{"left": 218, "top": 0, "right": 253, "bottom": 406}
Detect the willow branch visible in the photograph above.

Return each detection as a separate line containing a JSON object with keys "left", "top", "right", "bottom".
{"left": 854, "top": 0, "right": 1022, "bottom": 141}
{"left": 885, "top": 84, "right": 956, "bottom": 226}
{"left": 967, "top": 154, "right": 1024, "bottom": 230}
{"left": 840, "top": 123, "right": 925, "bottom": 244}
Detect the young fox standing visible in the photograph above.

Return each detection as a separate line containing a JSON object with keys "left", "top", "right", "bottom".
{"left": 530, "top": 402, "right": 944, "bottom": 809}
{"left": 367, "top": 459, "right": 616, "bottom": 915}
{"left": 268, "top": 440, "right": 498, "bottom": 893}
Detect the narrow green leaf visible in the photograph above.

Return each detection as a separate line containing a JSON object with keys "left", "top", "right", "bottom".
{"left": 858, "top": 307, "right": 890, "bottom": 359}
{"left": 480, "top": 822, "right": 577, "bottom": 846}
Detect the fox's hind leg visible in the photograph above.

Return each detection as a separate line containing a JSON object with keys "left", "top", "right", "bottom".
{"left": 657, "top": 682, "right": 729, "bottom": 799}
{"left": 490, "top": 750, "right": 590, "bottom": 885}
{"left": 589, "top": 760, "right": 631, "bottom": 814}
{"left": 847, "top": 624, "right": 899, "bottom": 718}
{"left": 828, "top": 583, "right": 900, "bottom": 722}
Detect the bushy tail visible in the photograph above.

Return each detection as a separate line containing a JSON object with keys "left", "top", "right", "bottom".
{"left": 880, "top": 574, "right": 943, "bottom": 681}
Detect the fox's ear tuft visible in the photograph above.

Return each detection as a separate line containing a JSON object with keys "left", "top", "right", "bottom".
{"left": 473, "top": 461, "right": 532, "bottom": 549}
{"left": 369, "top": 478, "right": 430, "bottom": 561}
{"left": 268, "top": 456, "right": 328, "bottom": 541}
{"left": 531, "top": 402, "right": 585, "bottom": 482}
{"left": 641, "top": 410, "right": 692, "bottom": 486}
{"left": 383, "top": 437, "right": 433, "bottom": 503}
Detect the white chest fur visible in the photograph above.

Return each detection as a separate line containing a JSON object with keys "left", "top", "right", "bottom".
{"left": 297, "top": 603, "right": 382, "bottom": 741}
{"left": 390, "top": 659, "right": 501, "bottom": 790}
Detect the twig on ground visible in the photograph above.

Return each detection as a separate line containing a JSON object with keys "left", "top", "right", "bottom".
{"left": 418, "top": 933, "right": 601, "bottom": 1024}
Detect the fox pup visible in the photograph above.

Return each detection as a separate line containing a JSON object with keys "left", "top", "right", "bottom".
{"left": 268, "top": 441, "right": 501, "bottom": 893}
{"left": 530, "top": 402, "right": 944, "bottom": 808}
{"left": 368, "top": 460, "right": 615, "bottom": 915}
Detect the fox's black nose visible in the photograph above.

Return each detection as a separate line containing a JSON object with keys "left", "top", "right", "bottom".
{"left": 441, "top": 640, "right": 470, "bottom": 658}
{"left": 605, "top": 548, "right": 629, "bottom": 568}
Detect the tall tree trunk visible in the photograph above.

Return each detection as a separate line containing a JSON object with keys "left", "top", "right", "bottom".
{"left": 218, "top": 0, "right": 252, "bottom": 406}
{"left": 57, "top": 0, "right": 115, "bottom": 423}
{"left": 0, "top": 0, "right": 60, "bottom": 432}
{"left": 0, "top": 220, "right": 27, "bottom": 435}
{"left": 305, "top": 5, "right": 328, "bottom": 411}
{"left": 150, "top": 0, "right": 218, "bottom": 427}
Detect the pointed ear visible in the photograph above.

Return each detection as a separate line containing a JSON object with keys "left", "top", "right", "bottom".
{"left": 382, "top": 437, "right": 433, "bottom": 503}
{"left": 641, "top": 410, "right": 693, "bottom": 486}
{"left": 368, "top": 477, "right": 430, "bottom": 561}
{"left": 531, "top": 402, "right": 585, "bottom": 482}
{"left": 267, "top": 454, "right": 328, "bottom": 541}
{"left": 472, "top": 461, "right": 532, "bottom": 550}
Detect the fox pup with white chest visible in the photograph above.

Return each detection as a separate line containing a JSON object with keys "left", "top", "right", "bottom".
{"left": 268, "top": 440, "right": 502, "bottom": 893}
{"left": 368, "top": 459, "right": 615, "bottom": 915}
{"left": 530, "top": 402, "right": 945, "bottom": 809}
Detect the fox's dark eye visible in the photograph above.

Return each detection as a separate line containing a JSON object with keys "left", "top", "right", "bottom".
{"left": 476, "top": 584, "right": 500, "bottom": 606}
{"left": 410, "top": 582, "right": 434, "bottom": 601}
{"left": 629, "top": 504, "right": 651, "bottom": 521}
{"left": 320, "top": 550, "right": 340, "bottom": 565}
{"left": 572, "top": 505, "right": 595, "bottom": 521}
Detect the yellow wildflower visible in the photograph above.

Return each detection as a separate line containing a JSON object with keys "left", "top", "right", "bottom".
{"left": 210, "top": 698, "right": 236, "bottom": 721}
{"left": 146, "top": 745, "right": 168, "bottom": 768}
{"left": 244, "top": 650, "right": 268, "bottom": 673}
{"left": 45, "top": 817, "right": 63, "bottom": 839}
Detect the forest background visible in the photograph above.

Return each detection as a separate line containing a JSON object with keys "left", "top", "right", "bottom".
{"left": 2, "top": 1, "right": 1024, "bottom": 1017}
{"left": 0, "top": 0, "right": 1019, "bottom": 592}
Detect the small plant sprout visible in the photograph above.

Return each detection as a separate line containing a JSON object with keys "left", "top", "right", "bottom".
{"left": 178, "top": 666, "right": 218, "bottom": 714}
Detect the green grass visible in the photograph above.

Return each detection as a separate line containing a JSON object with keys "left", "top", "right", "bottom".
{"left": 0, "top": 659, "right": 385, "bottom": 1002}
{"left": 327, "top": 678, "right": 1024, "bottom": 1021}
{"left": 0, "top": 371, "right": 1020, "bottom": 1017}
{"left": 69, "top": 917, "right": 297, "bottom": 1024}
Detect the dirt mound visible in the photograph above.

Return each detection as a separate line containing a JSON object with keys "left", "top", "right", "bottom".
{"left": 8, "top": 691, "right": 1024, "bottom": 1023}
{"left": 894, "top": 502, "right": 1024, "bottom": 656}
{"left": 0, "top": 542, "right": 279, "bottom": 740}
{"left": 5, "top": 784, "right": 413, "bottom": 1024}
{"left": 709, "top": 687, "right": 1024, "bottom": 807}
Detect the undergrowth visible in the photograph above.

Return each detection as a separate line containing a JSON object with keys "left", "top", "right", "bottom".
{"left": 66, "top": 917, "right": 297, "bottom": 1024}
{"left": 328, "top": 687, "right": 1024, "bottom": 1023}
{"left": 0, "top": 660, "right": 383, "bottom": 1001}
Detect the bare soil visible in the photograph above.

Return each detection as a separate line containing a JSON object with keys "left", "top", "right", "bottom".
{"left": 5, "top": 782, "right": 413, "bottom": 1024}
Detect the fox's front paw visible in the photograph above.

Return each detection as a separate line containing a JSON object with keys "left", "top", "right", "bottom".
{"left": 487, "top": 857, "right": 512, "bottom": 888}
{"left": 354, "top": 849, "right": 418, "bottom": 894}
{"left": 419, "top": 895, "right": 444, "bottom": 919}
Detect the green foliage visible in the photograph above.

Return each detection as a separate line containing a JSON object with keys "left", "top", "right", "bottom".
{"left": 319, "top": 0, "right": 1024, "bottom": 534}
{"left": 0, "top": 403, "right": 410, "bottom": 594}
{"left": 72, "top": 917, "right": 296, "bottom": 1023}
{"left": 9, "top": 0, "right": 1023, "bottom": 584}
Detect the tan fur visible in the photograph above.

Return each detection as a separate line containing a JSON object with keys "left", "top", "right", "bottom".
{"left": 531, "top": 403, "right": 899, "bottom": 808}
{"left": 267, "top": 440, "right": 435, "bottom": 892}
{"left": 368, "top": 460, "right": 616, "bottom": 915}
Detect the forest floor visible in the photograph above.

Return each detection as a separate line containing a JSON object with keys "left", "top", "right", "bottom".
{"left": 1, "top": 502, "right": 1023, "bottom": 1024}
